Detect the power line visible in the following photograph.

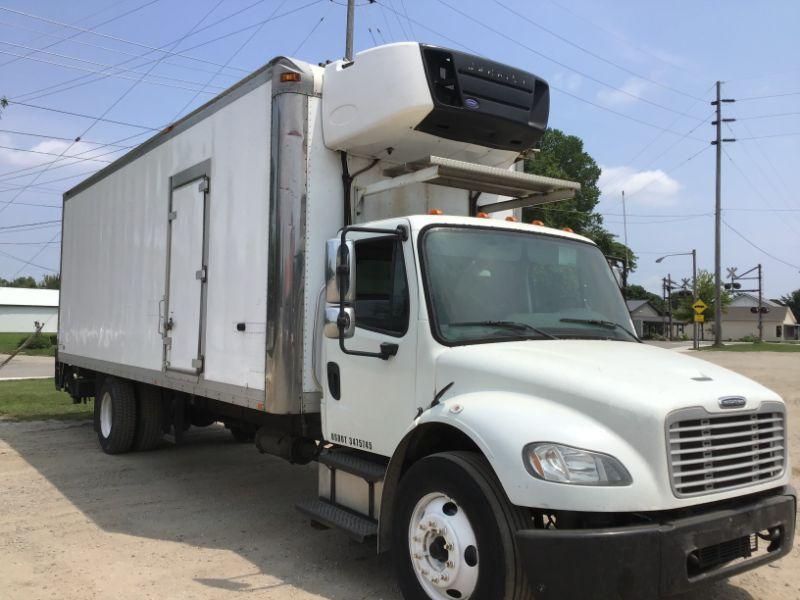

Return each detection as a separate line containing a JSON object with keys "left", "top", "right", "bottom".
{"left": 0, "top": 128, "right": 130, "bottom": 149}
{"left": 432, "top": 0, "right": 706, "bottom": 120}
{"left": 492, "top": 0, "right": 703, "bottom": 101}
{"left": 12, "top": 0, "right": 324, "bottom": 104}
{"left": 722, "top": 219, "right": 800, "bottom": 270}
{"left": 738, "top": 91, "right": 800, "bottom": 102}
{"left": 0, "top": 246, "right": 57, "bottom": 272}
{"left": 0, "top": 40, "right": 227, "bottom": 92}
{"left": 0, "top": 143, "right": 113, "bottom": 162}
{"left": 736, "top": 111, "right": 800, "bottom": 121}
{"left": 0, "top": 5, "right": 252, "bottom": 75}
{"left": 0, "top": 16, "right": 240, "bottom": 81}
{"left": 7, "top": 101, "right": 160, "bottom": 131}
{"left": 622, "top": 144, "right": 711, "bottom": 200}
{"left": 292, "top": 12, "right": 328, "bottom": 56}
{"left": 1, "top": 0, "right": 224, "bottom": 219}
{"left": 375, "top": 0, "right": 710, "bottom": 138}
{"left": 737, "top": 132, "right": 800, "bottom": 140}
{"left": 0, "top": 220, "right": 61, "bottom": 231}
{"left": 0, "top": 0, "right": 159, "bottom": 71}
{"left": 541, "top": 0, "right": 695, "bottom": 75}
{"left": 168, "top": 0, "right": 287, "bottom": 125}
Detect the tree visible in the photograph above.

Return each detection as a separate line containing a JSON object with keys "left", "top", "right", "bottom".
{"left": 779, "top": 289, "right": 800, "bottom": 318}
{"left": 672, "top": 270, "right": 731, "bottom": 322}
{"left": 523, "top": 129, "right": 637, "bottom": 270}
{"left": 625, "top": 284, "right": 665, "bottom": 313}
{"left": 39, "top": 273, "right": 60, "bottom": 289}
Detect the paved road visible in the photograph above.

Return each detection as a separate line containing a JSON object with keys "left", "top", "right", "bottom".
{"left": 0, "top": 354, "right": 54, "bottom": 381}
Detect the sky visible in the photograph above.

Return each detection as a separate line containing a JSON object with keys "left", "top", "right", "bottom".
{"left": 0, "top": 0, "right": 798, "bottom": 298}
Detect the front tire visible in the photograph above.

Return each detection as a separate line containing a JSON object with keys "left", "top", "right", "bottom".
{"left": 94, "top": 377, "right": 137, "bottom": 454}
{"left": 393, "top": 451, "right": 532, "bottom": 600}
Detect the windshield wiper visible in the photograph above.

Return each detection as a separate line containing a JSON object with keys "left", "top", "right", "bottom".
{"left": 559, "top": 318, "right": 639, "bottom": 342}
{"left": 448, "top": 320, "right": 559, "bottom": 340}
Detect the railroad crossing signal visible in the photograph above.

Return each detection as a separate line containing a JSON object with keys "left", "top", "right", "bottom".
{"left": 692, "top": 299, "right": 708, "bottom": 314}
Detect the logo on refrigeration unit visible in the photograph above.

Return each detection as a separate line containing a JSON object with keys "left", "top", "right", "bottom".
{"left": 718, "top": 396, "right": 746, "bottom": 409}
{"left": 464, "top": 98, "right": 480, "bottom": 109}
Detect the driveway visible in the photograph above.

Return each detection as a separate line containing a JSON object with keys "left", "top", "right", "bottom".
{"left": 0, "top": 353, "right": 54, "bottom": 380}
{"left": 0, "top": 352, "right": 798, "bottom": 599}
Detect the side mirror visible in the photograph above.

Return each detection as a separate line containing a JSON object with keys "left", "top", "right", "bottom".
{"left": 324, "top": 306, "right": 354, "bottom": 339}
{"left": 326, "top": 239, "right": 356, "bottom": 304}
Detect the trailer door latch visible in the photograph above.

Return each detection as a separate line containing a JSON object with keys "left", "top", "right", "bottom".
{"left": 195, "top": 267, "right": 207, "bottom": 282}
{"left": 198, "top": 178, "right": 209, "bottom": 193}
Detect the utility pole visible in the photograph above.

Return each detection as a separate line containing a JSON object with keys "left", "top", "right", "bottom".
{"left": 621, "top": 190, "right": 629, "bottom": 267}
{"left": 757, "top": 263, "right": 763, "bottom": 342}
{"left": 691, "top": 249, "right": 698, "bottom": 350}
{"left": 711, "top": 81, "right": 736, "bottom": 347}
{"left": 345, "top": 0, "right": 356, "bottom": 61}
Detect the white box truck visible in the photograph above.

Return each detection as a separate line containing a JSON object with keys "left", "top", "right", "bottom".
{"left": 56, "top": 42, "right": 795, "bottom": 599}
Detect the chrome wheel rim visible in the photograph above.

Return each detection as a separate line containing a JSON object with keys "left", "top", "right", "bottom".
{"left": 408, "top": 492, "right": 479, "bottom": 600}
{"left": 100, "top": 392, "right": 112, "bottom": 438}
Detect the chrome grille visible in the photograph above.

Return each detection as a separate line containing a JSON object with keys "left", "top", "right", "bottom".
{"left": 667, "top": 404, "right": 786, "bottom": 497}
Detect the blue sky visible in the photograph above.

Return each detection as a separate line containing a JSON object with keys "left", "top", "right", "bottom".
{"left": 0, "top": 0, "right": 798, "bottom": 297}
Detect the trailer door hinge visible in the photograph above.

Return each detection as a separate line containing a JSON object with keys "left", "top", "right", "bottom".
{"left": 198, "top": 178, "right": 209, "bottom": 193}
{"left": 168, "top": 210, "right": 177, "bottom": 221}
{"left": 195, "top": 267, "right": 207, "bottom": 282}
{"left": 191, "top": 357, "right": 204, "bottom": 370}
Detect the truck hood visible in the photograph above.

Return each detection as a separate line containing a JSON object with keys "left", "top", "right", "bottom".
{"left": 435, "top": 340, "right": 780, "bottom": 417}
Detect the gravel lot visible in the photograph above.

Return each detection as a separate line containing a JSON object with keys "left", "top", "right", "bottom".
{"left": 0, "top": 351, "right": 797, "bottom": 600}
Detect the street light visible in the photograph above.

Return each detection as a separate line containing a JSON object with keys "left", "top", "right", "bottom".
{"left": 655, "top": 250, "right": 698, "bottom": 350}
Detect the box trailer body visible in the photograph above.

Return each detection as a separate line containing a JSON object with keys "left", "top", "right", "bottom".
{"left": 57, "top": 43, "right": 795, "bottom": 600}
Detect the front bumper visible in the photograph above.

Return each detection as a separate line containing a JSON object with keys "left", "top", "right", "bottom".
{"left": 517, "top": 487, "right": 796, "bottom": 599}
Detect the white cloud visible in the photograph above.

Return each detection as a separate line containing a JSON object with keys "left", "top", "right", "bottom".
{"left": 599, "top": 164, "right": 682, "bottom": 202}
{"left": 0, "top": 134, "right": 105, "bottom": 172}
{"left": 597, "top": 78, "right": 649, "bottom": 106}
{"left": 552, "top": 72, "right": 583, "bottom": 92}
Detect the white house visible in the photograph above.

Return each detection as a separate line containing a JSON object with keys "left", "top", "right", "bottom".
{"left": 0, "top": 287, "right": 59, "bottom": 333}
{"left": 703, "top": 293, "right": 799, "bottom": 341}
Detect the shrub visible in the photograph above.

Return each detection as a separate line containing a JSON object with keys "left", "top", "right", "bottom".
{"left": 19, "top": 333, "right": 53, "bottom": 350}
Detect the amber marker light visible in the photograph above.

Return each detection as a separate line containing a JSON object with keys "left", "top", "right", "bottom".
{"left": 476, "top": 212, "right": 489, "bottom": 218}
{"left": 280, "top": 72, "right": 301, "bottom": 83}
{"left": 562, "top": 227, "right": 574, "bottom": 233}
{"left": 428, "top": 208, "right": 443, "bottom": 215}
{"left": 505, "top": 216, "right": 519, "bottom": 222}
{"left": 531, "top": 220, "right": 544, "bottom": 226}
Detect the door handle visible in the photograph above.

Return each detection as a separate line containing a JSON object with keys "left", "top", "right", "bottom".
{"left": 158, "top": 298, "right": 165, "bottom": 335}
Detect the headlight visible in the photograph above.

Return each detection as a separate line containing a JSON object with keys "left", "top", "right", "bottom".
{"left": 522, "top": 443, "right": 632, "bottom": 486}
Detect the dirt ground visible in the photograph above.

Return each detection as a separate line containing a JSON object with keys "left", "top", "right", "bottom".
{"left": 0, "top": 351, "right": 797, "bottom": 600}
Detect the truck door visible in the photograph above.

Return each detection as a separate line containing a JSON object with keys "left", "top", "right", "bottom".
{"left": 164, "top": 174, "right": 208, "bottom": 374}
{"left": 323, "top": 229, "right": 418, "bottom": 457}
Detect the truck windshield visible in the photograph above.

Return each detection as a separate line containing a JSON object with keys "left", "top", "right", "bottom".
{"left": 420, "top": 226, "right": 636, "bottom": 344}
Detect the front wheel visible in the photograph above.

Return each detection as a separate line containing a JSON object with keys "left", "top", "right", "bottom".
{"left": 393, "top": 451, "right": 533, "bottom": 600}
{"left": 94, "top": 377, "right": 137, "bottom": 454}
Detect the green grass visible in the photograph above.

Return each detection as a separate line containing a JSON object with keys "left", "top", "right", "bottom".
{"left": 0, "top": 332, "right": 56, "bottom": 357}
{"left": 699, "top": 342, "right": 800, "bottom": 353}
{"left": 0, "top": 379, "right": 92, "bottom": 421}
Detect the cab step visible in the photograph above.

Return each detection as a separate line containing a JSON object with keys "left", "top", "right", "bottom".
{"left": 295, "top": 499, "right": 378, "bottom": 543}
{"left": 318, "top": 449, "right": 387, "bottom": 482}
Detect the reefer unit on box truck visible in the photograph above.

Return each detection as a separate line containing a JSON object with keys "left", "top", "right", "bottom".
{"left": 57, "top": 43, "right": 795, "bottom": 600}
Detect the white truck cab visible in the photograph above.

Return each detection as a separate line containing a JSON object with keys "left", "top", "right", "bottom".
{"left": 56, "top": 42, "right": 795, "bottom": 600}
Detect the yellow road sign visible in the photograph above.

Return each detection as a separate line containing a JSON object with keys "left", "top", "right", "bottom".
{"left": 692, "top": 299, "right": 708, "bottom": 314}
{"left": 694, "top": 314, "right": 705, "bottom": 323}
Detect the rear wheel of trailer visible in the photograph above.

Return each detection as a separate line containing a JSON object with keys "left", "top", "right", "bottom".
{"left": 393, "top": 452, "right": 532, "bottom": 600}
{"left": 94, "top": 377, "right": 138, "bottom": 454}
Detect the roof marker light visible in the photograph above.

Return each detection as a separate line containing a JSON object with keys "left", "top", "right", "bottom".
{"left": 562, "top": 227, "right": 574, "bottom": 233}
{"left": 505, "top": 216, "right": 519, "bottom": 222}
{"left": 476, "top": 212, "right": 489, "bottom": 218}
{"left": 531, "top": 220, "right": 544, "bottom": 226}
{"left": 428, "top": 208, "right": 443, "bottom": 215}
{"left": 280, "top": 72, "right": 301, "bottom": 83}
